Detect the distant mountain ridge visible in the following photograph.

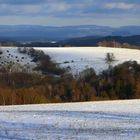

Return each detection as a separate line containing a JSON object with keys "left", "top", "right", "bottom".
{"left": 59, "top": 35, "right": 140, "bottom": 46}
{"left": 11, "top": 35, "right": 139, "bottom": 47}
{"left": 0, "top": 25, "right": 140, "bottom": 41}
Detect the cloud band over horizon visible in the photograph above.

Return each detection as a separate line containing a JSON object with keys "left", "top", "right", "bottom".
{"left": 0, "top": 0, "right": 139, "bottom": 27}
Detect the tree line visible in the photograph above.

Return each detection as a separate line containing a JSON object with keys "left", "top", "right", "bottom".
{"left": 0, "top": 60, "right": 140, "bottom": 105}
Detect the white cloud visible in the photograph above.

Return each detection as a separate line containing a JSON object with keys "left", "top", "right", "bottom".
{"left": 0, "top": 4, "right": 43, "bottom": 14}
{"left": 0, "top": 1, "right": 94, "bottom": 15}
{"left": 0, "top": 2, "right": 73, "bottom": 15}
{"left": 45, "top": 2, "right": 71, "bottom": 13}
{"left": 0, "top": 0, "right": 139, "bottom": 27}
{"left": 105, "top": 2, "right": 136, "bottom": 10}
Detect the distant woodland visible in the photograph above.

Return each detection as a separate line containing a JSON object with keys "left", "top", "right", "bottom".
{"left": 0, "top": 35, "right": 140, "bottom": 48}
{"left": 0, "top": 47, "right": 140, "bottom": 105}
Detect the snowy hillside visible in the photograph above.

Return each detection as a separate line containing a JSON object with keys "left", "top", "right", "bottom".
{"left": 0, "top": 100, "right": 140, "bottom": 140}
{"left": 0, "top": 46, "right": 140, "bottom": 74}
{"left": 0, "top": 47, "right": 36, "bottom": 72}
{"left": 37, "top": 47, "right": 140, "bottom": 74}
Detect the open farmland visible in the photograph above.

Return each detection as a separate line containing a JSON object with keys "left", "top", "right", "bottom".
{"left": 0, "top": 100, "right": 140, "bottom": 140}
{"left": 37, "top": 47, "right": 140, "bottom": 74}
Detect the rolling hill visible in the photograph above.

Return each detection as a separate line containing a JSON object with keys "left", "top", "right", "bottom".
{"left": 60, "top": 35, "right": 140, "bottom": 46}
{"left": 0, "top": 25, "right": 140, "bottom": 41}
{"left": 1, "top": 46, "right": 140, "bottom": 74}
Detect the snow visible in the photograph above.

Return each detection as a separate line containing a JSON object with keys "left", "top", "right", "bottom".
{"left": 0, "top": 47, "right": 36, "bottom": 72}
{"left": 36, "top": 47, "right": 140, "bottom": 74}
{"left": 0, "top": 100, "right": 140, "bottom": 140}
{"left": 1, "top": 46, "right": 140, "bottom": 74}
{"left": 0, "top": 47, "right": 33, "bottom": 65}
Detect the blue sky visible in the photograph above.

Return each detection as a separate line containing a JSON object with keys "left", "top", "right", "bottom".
{"left": 0, "top": 0, "right": 139, "bottom": 27}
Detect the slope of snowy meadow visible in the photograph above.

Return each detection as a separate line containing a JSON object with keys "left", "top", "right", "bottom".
{"left": 0, "top": 46, "right": 140, "bottom": 74}
{"left": 0, "top": 100, "right": 140, "bottom": 140}
{"left": 37, "top": 47, "right": 140, "bottom": 74}
{"left": 0, "top": 47, "right": 36, "bottom": 72}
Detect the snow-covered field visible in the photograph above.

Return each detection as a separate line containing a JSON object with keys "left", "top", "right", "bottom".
{"left": 37, "top": 47, "right": 140, "bottom": 74}
{"left": 1, "top": 46, "right": 140, "bottom": 74}
{"left": 0, "top": 47, "right": 36, "bottom": 72}
{"left": 0, "top": 100, "right": 140, "bottom": 140}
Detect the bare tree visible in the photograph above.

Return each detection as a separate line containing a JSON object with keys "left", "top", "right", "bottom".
{"left": 105, "top": 53, "right": 116, "bottom": 69}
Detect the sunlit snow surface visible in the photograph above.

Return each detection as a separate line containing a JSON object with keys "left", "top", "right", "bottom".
{"left": 1, "top": 47, "right": 140, "bottom": 74}
{"left": 0, "top": 47, "right": 36, "bottom": 72}
{"left": 37, "top": 47, "right": 140, "bottom": 74}
{"left": 0, "top": 100, "right": 140, "bottom": 140}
